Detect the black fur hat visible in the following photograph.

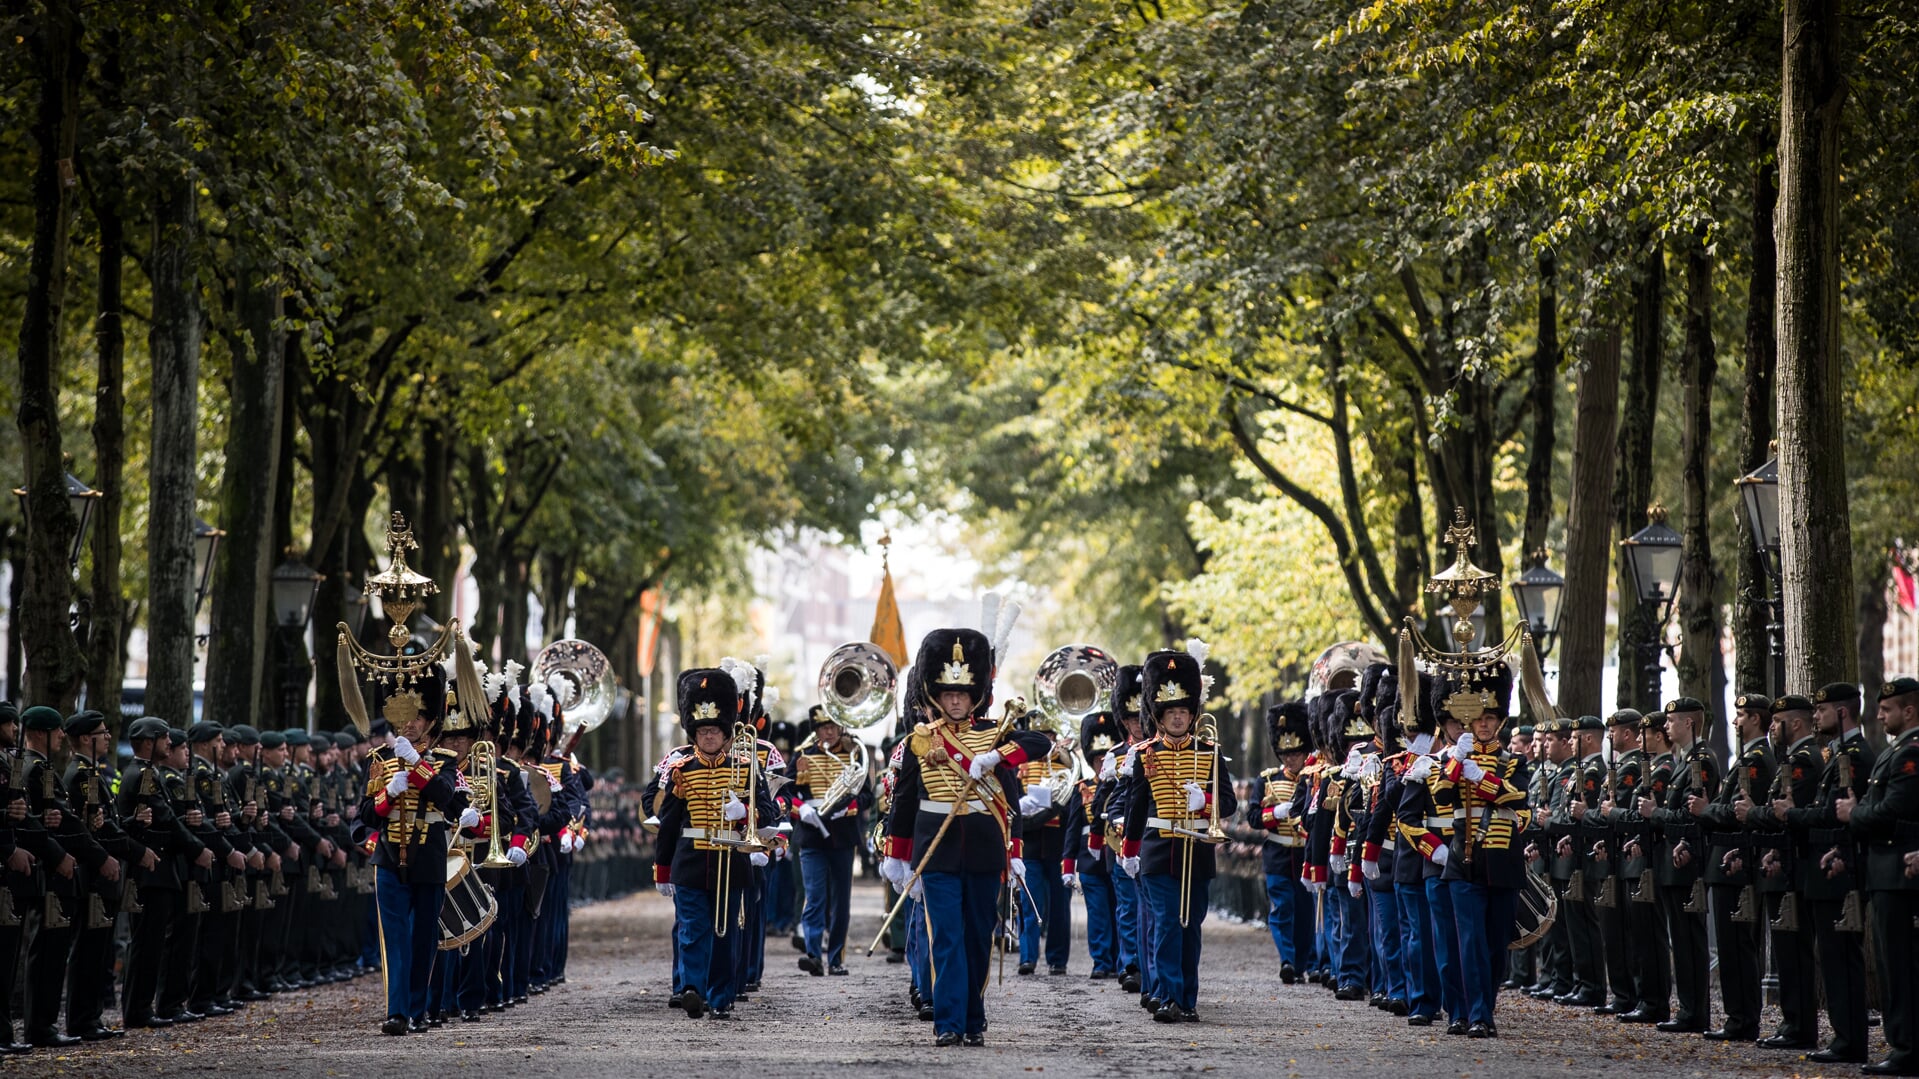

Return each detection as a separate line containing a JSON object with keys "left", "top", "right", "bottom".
{"left": 1329, "top": 688, "right": 1368, "bottom": 745}
{"left": 1428, "top": 661, "right": 1516, "bottom": 724}
{"left": 1266, "top": 700, "right": 1310, "bottom": 759}
{"left": 1079, "top": 710, "right": 1123, "bottom": 760}
{"left": 1113, "top": 664, "right": 1145, "bottom": 722}
{"left": 1358, "top": 662, "right": 1390, "bottom": 723}
{"left": 677, "top": 668, "right": 741, "bottom": 735}
{"left": 1140, "top": 650, "right": 1204, "bottom": 725}
{"left": 917, "top": 628, "right": 994, "bottom": 718}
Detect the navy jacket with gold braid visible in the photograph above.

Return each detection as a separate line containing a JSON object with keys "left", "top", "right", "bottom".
{"left": 353, "top": 745, "right": 466, "bottom": 885}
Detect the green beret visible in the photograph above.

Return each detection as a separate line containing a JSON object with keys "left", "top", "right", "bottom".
{"left": 282, "top": 728, "right": 310, "bottom": 747}
{"left": 332, "top": 730, "right": 357, "bottom": 749}
{"left": 187, "top": 721, "right": 225, "bottom": 744}
{"left": 1515, "top": 725, "right": 1535, "bottom": 737}
{"left": 63, "top": 709, "right": 106, "bottom": 737}
{"left": 1605, "top": 708, "right": 1643, "bottom": 729}
{"left": 259, "top": 730, "right": 286, "bottom": 749}
{"left": 1880, "top": 676, "right": 1919, "bottom": 702}
{"left": 1734, "top": 692, "right": 1775, "bottom": 715}
{"left": 21, "top": 705, "right": 64, "bottom": 732}
{"left": 1664, "top": 696, "right": 1707, "bottom": 715}
{"left": 1571, "top": 715, "right": 1604, "bottom": 732}
{"left": 1640, "top": 711, "right": 1669, "bottom": 732}
{"left": 227, "top": 724, "right": 260, "bottom": 746}
{"left": 1813, "top": 682, "right": 1860, "bottom": 707}
{"left": 167, "top": 727, "right": 188, "bottom": 747}
{"left": 0, "top": 701, "right": 18, "bottom": 724}
{"left": 126, "top": 717, "right": 168, "bottom": 741}
{"left": 1773, "top": 694, "right": 1815, "bottom": 714}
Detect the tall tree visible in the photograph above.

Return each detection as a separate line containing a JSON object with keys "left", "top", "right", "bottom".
{"left": 1733, "top": 158, "right": 1778, "bottom": 695}
{"left": 1560, "top": 327, "right": 1622, "bottom": 719}
{"left": 1677, "top": 232, "right": 1727, "bottom": 718}
{"left": 1775, "top": 0, "right": 1854, "bottom": 689}
{"left": 1614, "top": 248, "right": 1666, "bottom": 713}
{"left": 12, "top": 0, "right": 87, "bottom": 708}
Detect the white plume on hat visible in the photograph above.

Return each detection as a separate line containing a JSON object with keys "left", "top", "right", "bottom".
{"left": 1187, "top": 638, "right": 1215, "bottom": 697}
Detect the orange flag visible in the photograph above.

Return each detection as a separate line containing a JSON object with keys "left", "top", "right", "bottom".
{"left": 636, "top": 588, "right": 663, "bottom": 678}
{"left": 869, "top": 539, "right": 908, "bottom": 668}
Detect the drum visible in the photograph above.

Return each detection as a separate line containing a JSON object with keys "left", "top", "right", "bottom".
{"left": 439, "top": 849, "right": 498, "bottom": 952}
{"left": 1509, "top": 867, "right": 1558, "bottom": 949}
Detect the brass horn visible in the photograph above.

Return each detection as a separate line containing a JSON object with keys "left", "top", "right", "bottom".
{"left": 533, "top": 638, "right": 617, "bottom": 757}
{"left": 817, "top": 642, "right": 898, "bottom": 731}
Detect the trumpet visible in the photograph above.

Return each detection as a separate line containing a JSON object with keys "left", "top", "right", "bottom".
{"left": 471, "top": 740, "right": 515, "bottom": 871}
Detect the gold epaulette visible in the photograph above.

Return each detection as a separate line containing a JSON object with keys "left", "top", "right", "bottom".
{"left": 1260, "top": 766, "right": 1279, "bottom": 779}
{"left": 909, "top": 721, "right": 936, "bottom": 756}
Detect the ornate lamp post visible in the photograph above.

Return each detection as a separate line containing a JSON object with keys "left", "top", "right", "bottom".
{"left": 271, "top": 556, "right": 324, "bottom": 728}
{"left": 1735, "top": 454, "right": 1785, "bottom": 695}
{"left": 13, "top": 471, "right": 102, "bottom": 571}
{"left": 1510, "top": 552, "right": 1567, "bottom": 660}
{"left": 1619, "top": 504, "right": 1684, "bottom": 707}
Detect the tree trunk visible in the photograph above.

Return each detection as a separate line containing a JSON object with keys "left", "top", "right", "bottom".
{"left": 1677, "top": 233, "right": 1728, "bottom": 736}
{"left": 13, "top": 0, "right": 87, "bottom": 709}
{"left": 501, "top": 555, "right": 530, "bottom": 666}
{"left": 205, "top": 263, "right": 286, "bottom": 729}
{"left": 1559, "top": 326, "right": 1622, "bottom": 718}
{"left": 1776, "top": 0, "right": 1855, "bottom": 690}
{"left": 6, "top": 530, "right": 23, "bottom": 701}
{"left": 1734, "top": 158, "right": 1779, "bottom": 696}
{"left": 1613, "top": 247, "right": 1665, "bottom": 713}
{"left": 147, "top": 169, "right": 204, "bottom": 724}
{"left": 88, "top": 172, "right": 129, "bottom": 725}
{"left": 418, "top": 419, "right": 456, "bottom": 624}
{"left": 1857, "top": 556, "right": 1888, "bottom": 744}
{"left": 1522, "top": 252, "right": 1560, "bottom": 564}
{"left": 539, "top": 549, "right": 574, "bottom": 642}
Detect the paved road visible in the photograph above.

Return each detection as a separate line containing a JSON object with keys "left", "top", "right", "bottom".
{"left": 10, "top": 880, "right": 1878, "bottom": 1077}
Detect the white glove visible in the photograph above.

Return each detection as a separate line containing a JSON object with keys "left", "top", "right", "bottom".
{"left": 1329, "top": 853, "right": 1349, "bottom": 877}
{"left": 1009, "top": 858, "right": 1027, "bottom": 883}
{"left": 1099, "top": 755, "right": 1116, "bottom": 782}
{"left": 1361, "top": 755, "right": 1383, "bottom": 784}
{"left": 1430, "top": 842, "right": 1451, "bottom": 867}
{"left": 722, "top": 793, "right": 747, "bottom": 822}
{"left": 459, "top": 807, "right": 481, "bottom": 830}
{"left": 799, "top": 804, "right": 824, "bottom": 830}
{"left": 750, "top": 851, "right": 770, "bottom": 868}
{"left": 1183, "top": 781, "right": 1207, "bottom": 814}
{"left": 656, "top": 882, "right": 675, "bottom": 898}
{"left": 968, "top": 749, "right": 1002, "bottom": 780}
{"left": 392, "top": 737, "right": 420, "bottom": 766}
{"left": 1361, "top": 858, "right": 1380, "bottom": 880}
{"left": 1273, "top": 803, "right": 1295, "bottom": 821}
{"left": 1305, "top": 879, "right": 1326, "bottom": 897}
{"left": 546, "top": 771, "right": 563, "bottom": 793}
{"left": 385, "top": 769, "right": 410, "bottom": 798}
{"left": 1459, "top": 758, "right": 1486, "bottom": 783}
{"left": 1406, "top": 756, "right": 1435, "bottom": 783}
{"left": 561, "top": 832, "right": 578, "bottom": 853}
{"left": 1028, "top": 782, "right": 1054, "bottom": 803}
{"left": 1453, "top": 732, "right": 1475, "bottom": 760}
{"left": 506, "top": 845, "right": 528, "bottom": 867}
{"left": 882, "top": 856, "right": 911, "bottom": 890}
{"left": 908, "top": 874, "right": 925, "bottom": 901}
{"left": 1341, "top": 746, "right": 1363, "bottom": 779}
{"left": 1019, "top": 792, "right": 1050, "bottom": 817}
{"left": 1348, "top": 879, "right": 1364, "bottom": 897}
{"left": 1062, "top": 872, "right": 1079, "bottom": 890}
{"left": 1120, "top": 855, "right": 1140, "bottom": 878}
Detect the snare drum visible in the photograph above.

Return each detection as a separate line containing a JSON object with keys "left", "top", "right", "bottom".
{"left": 439, "top": 849, "right": 498, "bottom": 952}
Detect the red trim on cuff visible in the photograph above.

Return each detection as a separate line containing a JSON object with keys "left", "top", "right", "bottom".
{"left": 884, "top": 835, "right": 913, "bottom": 861}
{"left": 1000, "top": 745, "right": 1029, "bottom": 769}
{"left": 1330, "top": 836, "right": 1347, "bottom": 857}
{"left": 1088, "top": 833, "right": 1104, "bottom": 852}
{"left": 361, "top": 834, "right": 378, "bottom": 855}
{"left": 1361, "top": 841, "right": 1381, "bottom": 862}
{"left": 407, "top": 761, "right": 436, "bottom": 789}
{"left": 1009, "top": 838, "right": 1023, "bottom": 860}
{"left": 510, "top": 833, "right": 529, "bottom": 852}
{"left": 1442, "top": 758, "right": 1464, "bottom": 782}
{"left": 654, "top": 863, "right": 670, "bottom": 884}
{"left": 1305, "top": 863, "right": 1328, "bottom": 884}
{"left": 372, "top": 791, "right": 392, "bottom": 817}
{"left": 1061, "top": 858, "right": 1075, "bottom": 876}
{"left": 1122, "top": 839, "right": 1141, "bottom": 858}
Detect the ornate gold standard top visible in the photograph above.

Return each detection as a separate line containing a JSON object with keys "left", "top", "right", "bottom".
{"left": 1426, "top": 506, "right": 1500, "bottom": 650}
{"left": 366, "top": 512, "right": 441, "bottom": 649}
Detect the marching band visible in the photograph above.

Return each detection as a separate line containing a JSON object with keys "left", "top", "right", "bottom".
{"left": 4, "top": 507, "right": 1919, "bottom": 1079}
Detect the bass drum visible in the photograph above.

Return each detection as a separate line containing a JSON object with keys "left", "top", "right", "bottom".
{"left": 439, "top": 848, "right": 498, "bottom": 952}
{"left": 1509, "top": 867, "right": 1558, "bottom": 950}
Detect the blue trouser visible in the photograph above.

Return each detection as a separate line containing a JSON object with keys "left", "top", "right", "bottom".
{"left": 920, "top": 871, "right": 999, "bottom": 1037}
{"left": 1043, "top": 866, "right": 1072, "bottom": 969}
{"left": 799, "top": 846, "right": 855, "bottom": 966}
{"left": 510, "top": 887, "right": 535, "bottom": 999}
{"left": 904, "top": 893, "right": 930, "bottom": 996}
{"left": 1317, "top": 887, "right": 1338, "bottom": 972}
{"left": 1426, "top": 875, "right": 1465, "bottom": 1021}
{"left": 766, "top": 853, "right": 796, "bottom": 933}
{"left": 460, "top": 886, "right": 521, "bottom": 1011}
{"left": 1333, "top": 886, "right": 1368, "bottom": 989}
{"left": 1448, "top": 881, "right": 1517, "bottom": 1025}
{"left": 674, "top": 886, "right": 741, "bottom": 1011}
{"left": 1369, "top": 884, "right": 1405, "bottom": 1002}
{"left": 1398, "top": 881, "right": 1441, "bottom": 1017}
{"left": 431, "top": 948, "right": 458, "bottom": 1014}
{"left": 1017, "top": 856, "right": 1051, "bottom": 967}
{"left": 1081, "top": 871, "right": 1118, "bottom": 974}
{"left": 552, "top": 859, "right": 573, "bottom": 980}
{"left": 1142, "top": 873, "right": 1205, "bottom": 1011}
{"left": 1264, "top": 873, "right": 1302, "bottom": 966}
{"left": 1113, "top": 868, "right": 1140, "bottom": 973}
{"left": 741, "top": 865, "right": 766, "bottom": 984}
{"left": 1135, "top": 868, "right": 1159, "bottom": 998}
{"left": 375, "top": 867, "right": 445, "bottom": 1020}
{"left": 360, "top": 895, "right": 381, "bottom": 968}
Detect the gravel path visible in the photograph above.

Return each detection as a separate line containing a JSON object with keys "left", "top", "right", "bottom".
{"left": 9, "top": 881, "right": 1878, "bottom": 1077}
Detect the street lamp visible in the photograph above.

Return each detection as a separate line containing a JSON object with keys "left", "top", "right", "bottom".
{"left": 1510, "top": 553, "right": 1567, "bottom": 658}
{"left": 1620, "top": 504, "right": 1684, "bottom": 706}
{"left": 271, "top": 556, "right": 325, "bottom": 728}
{"left": 13, "top": 472, "right": 102, "bottom": 571}
{"left": 1735, "top": 453, "right": 1786, "bottom": 695}
{"left": 342, "top": 573, "right": 371, "bottom": 639}
{"left": 192, "top": 519, "right": 225, "bottom": 616}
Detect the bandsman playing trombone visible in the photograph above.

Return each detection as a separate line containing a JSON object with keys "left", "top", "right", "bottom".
{"left": 1119, "top": 644, "right": 1237, "bottom": 1024}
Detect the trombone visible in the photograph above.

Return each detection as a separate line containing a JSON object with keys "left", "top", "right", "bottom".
{"left": 709, "top": 722, "right": 768, "bottom": 937}
{"left": 1174, "top": 713, "right": 1229, "bottom": 928}
{"left": 470, "top": 740, "right": 516, "bottom": 871}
